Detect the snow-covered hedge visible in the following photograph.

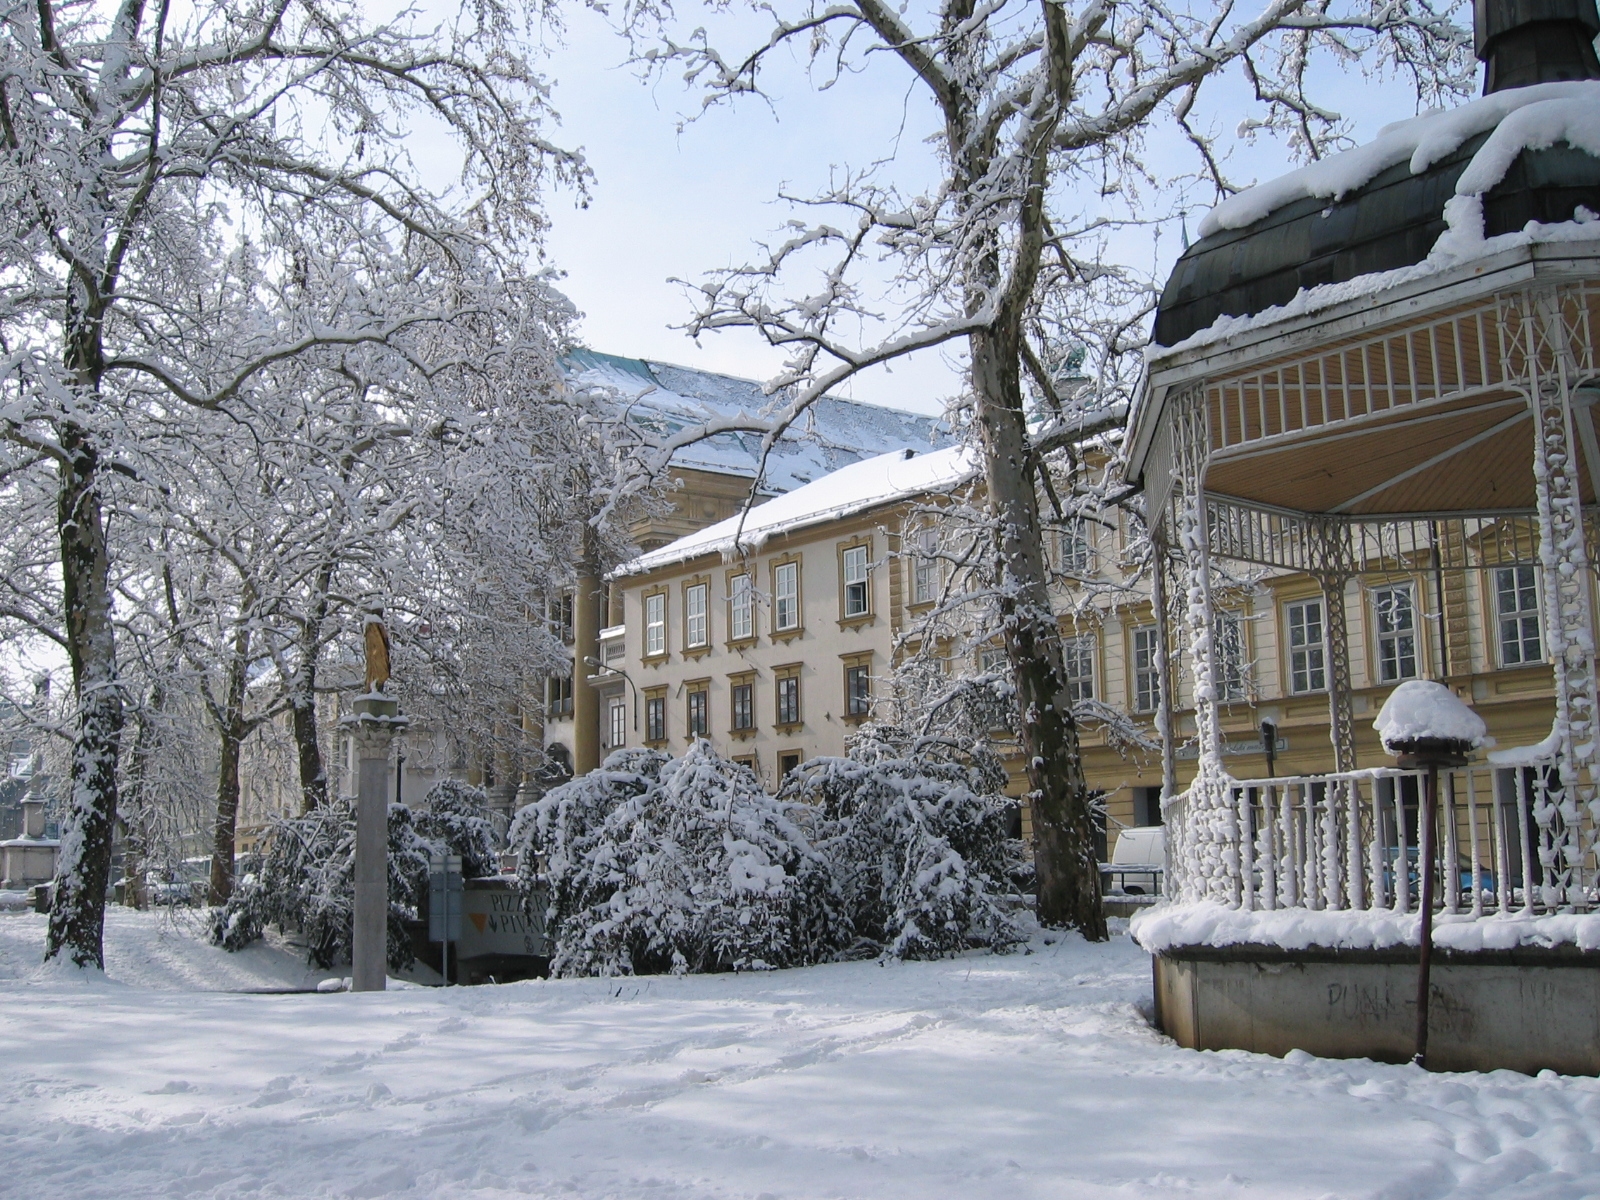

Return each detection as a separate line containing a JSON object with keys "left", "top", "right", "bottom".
{"left": 508, "top": 742, "right": 836, "bottom": 976}
{"left": 510, "top": 736, "right": 1021, "bottom": 976}
{"left": 415, "top": 779, "right": 499, "bottom": 878}
{"left": 780, "top": 730, "right": 1023, "bottom": 959}
{"left": 211, "top": 800, "right": 433, "bottom": 970}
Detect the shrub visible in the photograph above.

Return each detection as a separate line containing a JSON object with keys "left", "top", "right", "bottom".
{"left": 509, "top": 742, "right": 837, "bottom": 976}
{"left": 415, "top": 779, "right": 498, "bottom": 878}
{"left": 211, "top": 800, "right": 433, "bottom": 970}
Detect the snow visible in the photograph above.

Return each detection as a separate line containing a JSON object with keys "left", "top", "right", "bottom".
{"left": 566, "top": 350, "right": 952, "bottom": 494}
{"left": 1373, "top": 680, "right": 1488, "bottom": 750}
{"left": 1489, "top": 726, "right": 1566, "bottom": 766}
{"left": 8, "top": 911, "right": 1600, "bottom": 1200}
{"left": 1200, "top": 81, "right": 1600, "bottom": 236}
{"left": 1132, "top": 900, "right": 1600, "bottom": 954}
{"left": 615, "top": 445, "right": 978, "bottom": 575}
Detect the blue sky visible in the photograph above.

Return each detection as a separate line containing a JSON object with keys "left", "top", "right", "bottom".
{"left": 493, "top": 4, "right": 1466, "bottom": 415}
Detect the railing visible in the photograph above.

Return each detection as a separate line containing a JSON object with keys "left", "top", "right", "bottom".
{"left": 1166, "top": 758, "right": 1597, "bottom": 916}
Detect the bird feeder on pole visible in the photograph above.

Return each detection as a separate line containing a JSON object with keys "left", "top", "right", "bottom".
{"left": 1373, "top": 680, "right": 1486, "bottom": 1069}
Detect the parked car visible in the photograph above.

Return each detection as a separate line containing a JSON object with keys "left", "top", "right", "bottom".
{"left": 146, "top": 858, "right": 211, "bottom": 906}
{"left": 1102, "top": 825, "right": 1165, "bottom": 896}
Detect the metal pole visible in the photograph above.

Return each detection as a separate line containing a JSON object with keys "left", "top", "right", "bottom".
{"left": 1414, "top": 763, "right": 1438, "bottom": 1068}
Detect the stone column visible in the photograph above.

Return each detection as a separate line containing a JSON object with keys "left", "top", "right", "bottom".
{"left": 343, "top": 697, "right": 406, "bottom": 992}
{"left": 572, "top": 560, "right": 603, "bottom": 777}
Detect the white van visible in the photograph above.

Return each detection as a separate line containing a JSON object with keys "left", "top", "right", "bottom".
{"left": 1103, "top": 825, "right": 1165, "bottom": 896}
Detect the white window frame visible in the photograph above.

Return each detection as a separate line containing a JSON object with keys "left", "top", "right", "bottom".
{"left": 842, "top": 544, "right": 870, "bottom": 618}
{"left": 685, "top": 583, "right": 708, "bottom": 649}
{"left": 645, "top": 592, "right": 665, "bottom": 657}
{"left": 1211, "top": 611, "right": 1247, "bottom": 702}
{"left": 608, "top": 699, "right": 626, "bottom": 749}
{"left": 1495, "top": 564, "right": 1542, "bottom": 666}
{"left": 1373, "top": 582, "right": 1418, "bottom": 683}
{"left": 774, "top": 562, "right": 799, "bottom": 631}
{"left": 1057, "top": 521, "right": 1092, "bottom": 574}
{"left": 913, "top": 527, "right": 939, "bottom": 605}
{"left": 1285, "top": 599, "right": 1326, "bottom": 694}
{"left": 1131, "top": 625, "right": 1159, "bottom": 714}
{"left": 729, "top": 573, "right": 753, "bottom": 641}
{"left": 1063, "top": 635, "right": 1095, "bottom": 703}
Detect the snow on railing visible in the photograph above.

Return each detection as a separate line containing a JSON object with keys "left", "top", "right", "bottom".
{"left": 1165, "top": 757, "right": 1595, "bottom": 917}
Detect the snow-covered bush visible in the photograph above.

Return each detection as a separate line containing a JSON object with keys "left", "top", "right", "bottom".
{"left": 782, "top": 728, "right": 1023, "bottom": 959}
{"left": 211, "top": 801, "right": 432, "bottom": 970}
{"left": 510, "top": 743, "right": 837, "bottom": 976}
{"left": 415, "top": 780, "right": 499, "bottom": 878}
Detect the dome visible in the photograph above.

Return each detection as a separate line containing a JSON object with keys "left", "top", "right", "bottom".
{"left": 1151, "top": 0, "right": 1600, "bottom": 349}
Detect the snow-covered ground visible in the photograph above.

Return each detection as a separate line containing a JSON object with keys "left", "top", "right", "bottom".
{"left": 4, "top": 910, "right": 1600, "bottom": 1199}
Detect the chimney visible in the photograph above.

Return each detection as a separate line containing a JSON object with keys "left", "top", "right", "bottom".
{"left": 1477, "top": 0, "right": 1600, "bottom": 92}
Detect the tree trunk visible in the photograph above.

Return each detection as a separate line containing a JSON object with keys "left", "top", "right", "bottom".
{"left": 292, "top": 560, "right": 335, "bottom": 812}
{"left": 46, "top": 431, "right": 126, "bottom": 967}
{"left": 120, "top": 684, "right": 165, "bottom": 910}
{"left": 970, "top": 325, "right": 1107, "bottom": 939}
{"left": 209, "top": 632, "right": 251, "bottom": 905}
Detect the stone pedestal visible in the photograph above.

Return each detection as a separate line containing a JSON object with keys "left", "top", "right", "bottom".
{"left": 341, "top": 695, "right": 407, "bottom": 992}
{"left": 1, "top": 798, "right": 58, "bottom": 891}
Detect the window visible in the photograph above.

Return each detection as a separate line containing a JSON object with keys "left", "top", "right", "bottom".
{"left": 1063, "top": 635, "right": 1094, "bottom": 702}
{"left": 1212, "top": 611, "right": 1247, "bottom": 701}
{"left": 913, "top": 527, "right": 939, "bottom": 605}
{"left": 645, "top": 692, "right": 666, "bottom": 744}
{"left": 776, "top": 670, "right": 801, "bottom": 726}
{"left": 729, "top": 574, "right": 753, "bottom": 641}
{"left": 549, "top": 595, "right": 573, "bottom": 644}
{"left": 1373, "top": 583, "right": 1417, "bottom": 682}
{"left": 645, "top": 592, "right": 666, "bottom": 656}
{"left": 1131, "top": 626, "right": 1159, "bottom": 713}
{"left": 687, "top": 685, "right": 708, "bottom": 738}
{"left": 1285, "top": 600, "right": 1326, "bottom": 694}
{"left": 774, "top": 562, "right": 800, "bottom": 631}
{"left": 731, "top": 681, "right": 754, "bottom": 731}
{"left": 778, "top": 751, "right": 802, "bottom": 777}
{"left": 845, "top": 663, "right": 871, "bottom": 717}
{"left": 1496, "top": 565, "right": 1542, "bottom": 666}
{"left": 1057, "top": 521, "right": 1091, "bottom": 574}
{"left": 685, "top": 583, "right": 708, "bottom": 649}
{"left": 842, "top": 544, "right": 870, "bottom": 618}
{"left": 547, "top": 674, "right": 573, "bottom": 717}
{"left": 979, "top": 645, "right": 1007, "bottom": 675}
{"left": 608, "top": 699, "right": 626, "bottom": 749}
{"left": 733, "top": 755, "right": 758, "bottom": 778}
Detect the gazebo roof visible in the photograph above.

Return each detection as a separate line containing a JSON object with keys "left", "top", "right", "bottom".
{"left": 1152, "top": 0, "right": 1600, "bottom": 350}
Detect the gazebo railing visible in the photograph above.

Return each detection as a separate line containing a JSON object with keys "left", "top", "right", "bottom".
{"left": 1165, "top": 758, "right": 1596, "bottom": 916}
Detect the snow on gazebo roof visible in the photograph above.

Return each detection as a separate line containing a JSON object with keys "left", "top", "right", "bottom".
{"left": 565, "top": 350, "right": 952, "bottom": 495}
{"left": 613, "top": 445, "right": 978, "bottom": 577}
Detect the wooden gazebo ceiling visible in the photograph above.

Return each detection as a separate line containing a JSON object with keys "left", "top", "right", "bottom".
{"left": 1204, "top": 390, "right": 1600, "bottom": 516}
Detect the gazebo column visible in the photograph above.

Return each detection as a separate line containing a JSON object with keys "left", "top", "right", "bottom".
{"left": 1170, "top": 385, "right": 1239, "bottom": 907}
{"left": 1311, "top": 519, "right": 1358, "bottom": 773}
{"left": 1524, "top": 288, "right": 1600, "bottom": 908}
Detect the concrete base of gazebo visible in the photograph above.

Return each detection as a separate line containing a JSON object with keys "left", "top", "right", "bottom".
{"left": 1152, "top": 944, "right": 1600, "bottom": 1075}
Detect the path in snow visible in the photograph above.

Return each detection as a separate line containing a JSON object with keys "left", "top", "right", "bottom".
{"left": 3, "top": 911, "right": 1599, "bottom": 1199}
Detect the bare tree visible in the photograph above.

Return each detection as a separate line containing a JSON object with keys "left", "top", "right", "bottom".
{"left": 0, "top": 0, "right": 583, "bottom": 965}
{"left": 606, "top": 0, "right": 1471, "bottom": 935}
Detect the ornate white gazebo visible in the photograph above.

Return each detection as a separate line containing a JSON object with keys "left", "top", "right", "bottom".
{"left": 1125, "top": 0, "right": 1600, "bottom": 1072}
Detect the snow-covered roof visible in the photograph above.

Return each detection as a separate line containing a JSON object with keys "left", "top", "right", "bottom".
{"left": 565, "top": 349, "right": 952, "bottom": 494}
{"left": 614, "top": 445, "right": 979, "bottom": 577}
{"left": 1202, "top": 81, "right": 1600, "bottom": 237}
